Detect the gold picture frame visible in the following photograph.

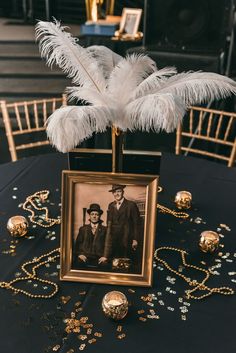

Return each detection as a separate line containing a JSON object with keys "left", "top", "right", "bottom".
{"left": 60, "top": 171, "right": 158, "bottom": 287}
{"left": 119, "top": 7, "right": 142, "bottom": 36}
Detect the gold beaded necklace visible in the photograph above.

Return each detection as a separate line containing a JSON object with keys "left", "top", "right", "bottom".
{"left": 157, "top": 186, "right": 189, "bottom": 219}
{"left": 0, "top": 248, "right": 60, "bottom": 298}
{"left": 22, "top": 190, "right": 61, "bottom": 227}
{"left": 0, "top": 190, "right": 61, "bottom": 298}
{"left": 157, "top": 204, "right": 189, "bottom": 219}
{"left": 154, "top": 246, "right": 234, "bottom": 300}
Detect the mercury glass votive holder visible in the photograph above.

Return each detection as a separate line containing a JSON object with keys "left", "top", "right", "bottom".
{"left": 102, "top": 291, "right": 128, "bottom": 320}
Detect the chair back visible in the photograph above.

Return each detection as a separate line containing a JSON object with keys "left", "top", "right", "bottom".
{"left": 0, "top": 95, "right": 67, "bottom": 161}
{"left": 176, "top": 106, "right": 236, "bottom": 167}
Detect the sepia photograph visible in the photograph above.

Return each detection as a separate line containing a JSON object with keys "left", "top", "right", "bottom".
{"left": 119, "top": 8, "right": 142, "bottom": 36}
{"left": 60, "top": 171, "right": 158, "bottom": 286}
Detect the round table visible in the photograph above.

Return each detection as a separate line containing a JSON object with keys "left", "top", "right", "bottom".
{"left": 0, "top": 152, "right": 235, "bottom": 353}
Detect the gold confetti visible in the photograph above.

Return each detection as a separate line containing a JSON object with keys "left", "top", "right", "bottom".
{"left": 141, "top": 296, "right": 148, "bottom": 302}
{"left": 117, "top": 334, "right": 126, "bottom": 339}
{"left": 79, "top": 291, "right": 86, "bottom": 295}
{"left": 139, "top": 317, "right": 147, "bottom": 322}
{"left": 79, "top": 344, "right": 85, "bottom": 351}
{"left": 80, "top": 317, "right": 88, "bottom": 323}
{"left": 88, "top": 338, "right": 96, "bottom": 344}
{"left": 60, "top": 296, "right": 71, "bottom": 304}
{"left": 128, "top": 288, "right": 135, "bottom": 293}
{"left": 78, "top": 335, "right": 87, "bottom": 341}
{"left": 52, "top": 345, "right": 60, "bottom": 352}
{"left": 117, "top": 325, "right": 122, "bottom": 332}
{"left": 87, "top": 328, "right": 92, "bottom": 335}
{"left": 94, "top": 332, "right": 102, "bottom": 337}
{"left": 75, "top": 308, "right": 83, "bottom": 312}
{"left": 137, "top": 310, "right": 145, "bottom": 314}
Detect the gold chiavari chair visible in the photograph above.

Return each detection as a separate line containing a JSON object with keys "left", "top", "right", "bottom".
{"left": 0, "top": 95, "right": 67, "bottom": 162}
{"left": 176, "top": 106, "right": 236, "bottom": 167}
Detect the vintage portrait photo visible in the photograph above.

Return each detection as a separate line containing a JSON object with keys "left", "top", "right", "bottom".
{"left": 73, "top": 183, "right": 145, "bottom": 274}
{"left": 119, "top": 8, "right": 142, "bottom": 36}
{"left": 60, "top": 172, "right": 158, "bottom": 287}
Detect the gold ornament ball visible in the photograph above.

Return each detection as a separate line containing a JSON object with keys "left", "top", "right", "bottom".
{"left": 7, "top": 215, "right": 29, "bottom": 237}
{"left": 102, "top": 291, "right": 128, "bottom": 320}
{"left": 175, "top": 191, "right": 192, "bottom": 210}
{"left": 199, "top": 230, "right": 220, "bottom": 253}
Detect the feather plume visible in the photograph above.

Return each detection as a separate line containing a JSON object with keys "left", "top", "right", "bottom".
{"left": 87, "top": 45, "right": 122, "bottom": 79}
{"left": 35, "top": 20, "right": 106, "bottom": 91}
{"left": 46, "top": 105, "right": 114, "bottom": 152}
{"left": 155, "top": 72, "right": 236, "bottom": 105}
{"left": 35, "top": 20, "right": 236, "bottom": 152}
{"left": 66, "top": 86, "right": 115, "bottom": 107}
{"left": 124, "top": 93, "right": 186, "bottom": 133}
{"left": 107, "top": 54, "right": 157, "bottom": 105}
{"left": 132, "top": 67, "right": 177, "bottom": 100}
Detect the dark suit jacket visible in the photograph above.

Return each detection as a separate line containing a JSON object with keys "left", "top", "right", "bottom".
{"left": 105, "top": 198, "right": 141, "bottom": 258}
{"left": 75, "top": 223, "right": 107, "bottom": 259}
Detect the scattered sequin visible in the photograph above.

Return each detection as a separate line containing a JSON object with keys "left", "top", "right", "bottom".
{"left": 117, "top": 333, "right": 126, "bottom": 339}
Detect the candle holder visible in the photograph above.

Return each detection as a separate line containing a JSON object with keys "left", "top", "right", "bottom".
{"left": 199, "top": 230, "right": 220, "bottom": 253}
{"left": 174, "top": 191, "right": 192, "bottom": 210}
{"left": 7, "top": 215, "right": 29, "bottom": 238}
{"left": 102, "top": 291, "right": 128, "bottom": 320}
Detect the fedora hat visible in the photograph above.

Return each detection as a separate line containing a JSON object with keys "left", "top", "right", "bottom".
{"left": 108, "top": 184, "right": 126, "bottom": 192}
{"left": 87, "top": 203, "right": 103, "bottom": 215}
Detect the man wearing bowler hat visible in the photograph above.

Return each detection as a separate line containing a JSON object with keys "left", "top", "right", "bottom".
{"left": 74, "top": 203, "right": 108, "bottom": 267}
{"left": 105, "top": 184, "right": 141, "bottom": 264}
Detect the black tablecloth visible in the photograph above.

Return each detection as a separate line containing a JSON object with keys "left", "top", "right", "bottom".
{"left": 0, "top": 153, "right": 235, "bottom": 353}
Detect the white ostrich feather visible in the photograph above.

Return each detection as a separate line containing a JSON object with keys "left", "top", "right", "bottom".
{"left": 35, "top": 20, "right": 106, "bottom": 91}
{"left": 46, "top": 105, "right": 114, "bottom": 152}
{"left": 35, "top": 20, "right": 236, "bottom": 152}
{"left": 155, "top": 71, "right": 236, "bottom": 105}
{"left": 87, "top": 45, "right": 122, "bottom": 79}
{"left": 132, "top": 67, "right": 177, "bottom": 100}
{"left": 107, "top": 54, "right": 157, "bottom": 105}
{"left": 66, "top": 86, "right": 111, "bottom": 106}
{"left": 124, "top": 93, "right": 186, "bottom": 133}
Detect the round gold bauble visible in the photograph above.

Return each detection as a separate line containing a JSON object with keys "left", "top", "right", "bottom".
{"left": 174, "top": 191, "right": 192, "bottom": 210}
{"left": 102, "top": 291, "right": 128, "bottom": 320}
{"left": 199, "top": 230, "right": 220, "bottom": 253}
{"left": 7, "top": 215, "right": 29, "bottom": 237}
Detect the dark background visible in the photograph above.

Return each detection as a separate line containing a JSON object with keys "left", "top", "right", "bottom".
{"left": 0, "top": 0, "right": 236, "bottom": 164}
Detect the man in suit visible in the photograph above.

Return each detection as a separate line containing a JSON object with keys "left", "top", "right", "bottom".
{"left": 74, "top": 204, "right": 108, "bottom": 267}
{"left": 105, "top": 185, "right": 141, "bottom": 265}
